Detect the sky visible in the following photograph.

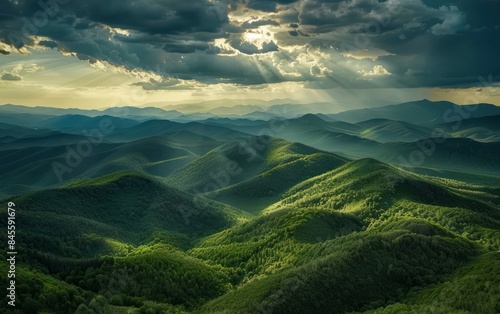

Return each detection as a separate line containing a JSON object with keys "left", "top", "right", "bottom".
{"left": 0, "top": 0, "right": 499, "bottom": 111}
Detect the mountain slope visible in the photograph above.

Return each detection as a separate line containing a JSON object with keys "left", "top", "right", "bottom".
{"left": 0, "top": 132, "right": 103, "bottom": 151}
{"left": 331, "top": 100, "right": 500, "bottom": 124}
{"left": 377, "top": 138, "right": 500, "bottom": 173}
{"left": 223, "top": 116, "right": 500, "bottom": 173}
{"left": 357, "top": 119, "right": 433, "bottom": 143}
{"left": 167, "top": 136, "right": 341, "bottom": 194}
{"left": 0, "top": 122, "right": 55, "bottom": 139}
{"left": 1, "top": 102, "right": 499, "bottom": 314}
{"left": 361, "top": 251, "right": 500, "bottom": 314}
{"left": 193, "top": 159, "right": 499, "bottom": 313}
{"left": 4, "top": 172, "right": 246, "bottom": 254}
{"left": 438, "top": 114, "right": 500, "bottom": 143}
{"left": 207, "top": 152, "right": 347, "bottom": 213}
{"left": 109, "top": 119, "right": 251, "bottom": 142}
{"left": 0, "top": 136, "right": 199, "bottom": 198}
{"left": 36, "top": 114, "right": 141, "bottom": 132}
{"left": 0, "top": 173, "right": 247, "bottom": 313}
{"left": 1, "top": 158, "right": 498, "bottom": 314}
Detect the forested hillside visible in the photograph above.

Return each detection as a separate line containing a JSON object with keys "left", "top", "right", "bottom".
{"left": 1, "top": 157, "right": 498, "bottom": 314}
{"left": 0, "top": 103, "right": 499, "bottom": 314}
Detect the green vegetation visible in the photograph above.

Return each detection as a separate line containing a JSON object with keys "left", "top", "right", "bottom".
{"left": 359, "top": 252, "right": 500, "bottom": 314}
{"left": 208, "top": 152, "right": 347, "bottom": 213}
{"left": 167, "top": 136, "right": 349, "bottom": 214}
{"left": 2, "top": 155, "right": 499, "bottom": 313}
{"left": 0, "top": 109, "right": 499, "bottom": 313}
{"left": 0, "top": 136, "right": 201, "bottom": 198}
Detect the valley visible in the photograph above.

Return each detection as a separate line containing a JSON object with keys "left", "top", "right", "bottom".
{"left": 0, "top": 100, "right": 499, "bottom": 314}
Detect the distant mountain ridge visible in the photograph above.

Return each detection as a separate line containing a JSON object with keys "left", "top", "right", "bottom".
{"left": 330, "top": 99, "right": 500, "bottom": 124}
{"left": 2, "top": 100, "right": 499, "bottom": 124}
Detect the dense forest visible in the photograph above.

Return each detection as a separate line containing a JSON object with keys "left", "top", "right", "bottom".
{"left": 1, "top": 155, "right": 499, "bottom": 313}
{"left": 0, "top": 105, "right": 499, "bottom": 313}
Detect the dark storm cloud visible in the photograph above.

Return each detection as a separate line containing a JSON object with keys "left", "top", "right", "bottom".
{"left": 376, "top": 30, "right": 500, "bottom": 87}
{"left": 68, "top": 0, "right": 229, "bottom": 34}
{"left": 0, "top": 0, "right": 228, "bottom": 49}
{"left": 229, "top": 38, "right": 279, "bottom": 55}
{"left": 114, "top": 33, "right": 221, "bottom": 54}
{"left": 0, "top": 0, "right": 498, "bottom": 88}
{"left": 245, "top": 0, "right": 299, "bottom": 12}
{"left": 289, "top": 0, "right": 500, "bottom": 88}
{"left": 0, "top": 0, "right": 228, "bottom": 35}
{"left": 2, "top": 73, "right": 22, "bottom": 81}
{"left": 297, "top": 0, "right": 470, "bottom": 35}
{"left": 153, "top": 52, "right": 288, "bottom": 85}
{"left": 38, "top": 40, "right": 58, "bottom": 48}
{"left": 0, "top": 0, "right": 234, "bottom": 76}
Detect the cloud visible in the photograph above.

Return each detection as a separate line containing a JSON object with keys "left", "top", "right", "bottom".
{"left": 358, "top": 65, "right": 391, "bottom": 79}
{"left": 0, "top": 0, "right": 229, "bottom": 51}
{"left": 2, "top": 73, "right": 23, "bottom": 81}
{"left": 69, "top": 0, "right": 229, "bottom": 34}
{"left": 0, "top": 0, "right": 498, "bottom": 89}
{"left": 229, "top": 38, "right": 279, "bottom": 54}
{"left": 38, "top": 40, "right": 58, "bottom": 48}
{"left": 245, "top": 0, "right": 300, "bottom": 13}
{"left": 0, "top": 63, "right": 44, "bottom": 82}
{"left": 132, "top": 78, "right": 199, "bottom": 90}
{"left": 430, "top": 6, "right": 470, "bottom": 35}
{"left": 22, "top": 63, "right": 45, "bottom": 73}
{"left": 241, "top": 19, "right": 280, "bottom": 29}
{"left": 297, "top": 0, "right": 470, "bottom": 35}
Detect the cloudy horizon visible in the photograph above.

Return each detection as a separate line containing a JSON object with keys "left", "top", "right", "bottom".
{"left": 0, "top": 0, "right": 499, "bottom": 109}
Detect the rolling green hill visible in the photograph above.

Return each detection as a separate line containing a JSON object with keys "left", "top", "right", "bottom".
{"left": 35, "top": 115, "right": 141, "bottom": 133}
{"left": 200, "top": 225, "right": 478, "bottom": 314}
{"left": 207, "top": 152, "right": 347, "bottom": 213}
{"left": 0, "top": 172, "right": 250, "bottom": 314}
{"left": 167, "top": 136, "right": 325, "bottom": 192}
{"left": 226, "top": 117, "right": 500, "bottom": 173}
{"left": 1, "top": 158, "right": 499, "bottom": 314}
{"left": 1, "top": 102, "right": 499, "bottom": 314}
{"left": 0, "top": 122, "right": 55, "bottom": 139}
{"left": 359, "top": 251, "right": 500, "bottom": 314}
{"left": 357, "top": 119, "right": 433, "bottom": 143}
{"left": 109, "top": 119, "right": 251, "bottom": 143}
{"left": 218, "top": 115, "right": 500, "bottom": 172}
{"left": 438, "top": 115, "right": 500, "bottom": 143}
{"left": 0, "top": 132, "right": 104, "bottom": 151}
{"left": 267, "top": 159, "right": 500, "bottom": 231}
{"left": 439, "top": 114, "right": 500, "bottom": 132}
{"left": 4, "top": 172, "right": 246, "bottom": 250}
{"left": 0, "top": 136, "right": 200, "bottom": 198}
{"left": 192, "top": 159, "right": 499, "bottom": 313}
